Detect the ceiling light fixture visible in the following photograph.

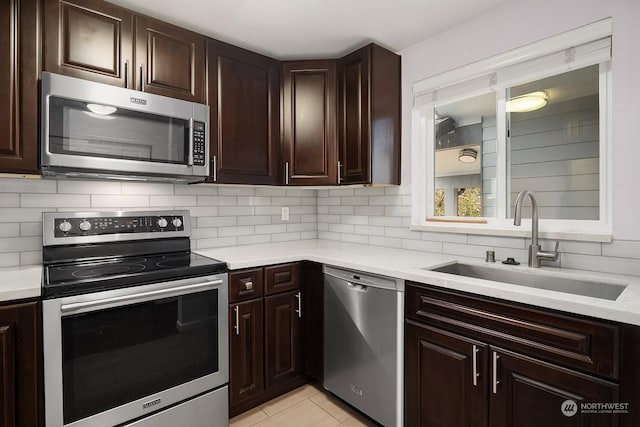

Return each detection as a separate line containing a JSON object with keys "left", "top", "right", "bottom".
{"left": 458, "top": 148, "right": 477, "bottom": 163}
{"left": 506, "top": 91, "right": 548, "bottom": 113}
{"left": 87, "top": 103, "right": 117, "bottom": 115}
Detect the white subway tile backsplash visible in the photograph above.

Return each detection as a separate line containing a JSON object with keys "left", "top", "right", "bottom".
{"left": 0, "top": 176, "right": 637, "bottom": 277}
{"left": 218, "top": 187, "right": 255, "bottom": 196}
{"left": 19, "top": 223, "right": 41, "bottom": 237}
{"left": 149, "top": 195, "right": 197, "bottom": 207}
{"left": 91, "top": 195, "right": 149, "bottom": 208}
{"left": 272, "top": 232, "right": 301, "bottom": 242}
{"left": 328, "top": 206, "right": 355, "bottom": 215}
{"left": 58, "top": 180, "right": 121, "bottom": 194}
{"left": 255, "top": 224, "right": 287, "bottom": 234}
{"left": 218, "top": 226, "right": 255, "bottom": 237}
{"left": 0, "top": 178, "right": 56, "bottom": 193}
{"left": 0, "top": 224, "right": 19, "bottom": 238}
{"left": 238, "top": 216, "right": 272, "bottom": 226}
{"left": 237, "top": 234, "right": 273, "bottom": 245}
{"left": 0, "top": 194, "right": 20, "bottom": 207}
{"left": 22, "top": 194, "right": 89, "bottom": 208}
{"left": 218, "top": 206, "right": 255, "bottom": 216}
{"left": 602, "top": 240, "right": 640, "bottom": 259}
{"left": 0, "top": 253, "right": 20, "bottom": 267}
{"left": 122, "top": 182, "right": 174, "bottom": 195}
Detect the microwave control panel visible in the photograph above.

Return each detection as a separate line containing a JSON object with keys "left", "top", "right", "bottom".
{"left": 193, "top": 121, "right": 206, "bottom": 166}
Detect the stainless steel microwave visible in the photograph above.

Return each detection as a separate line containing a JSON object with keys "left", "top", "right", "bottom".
{"left": 41, "top": 72, "right": 209, "bottom": 183}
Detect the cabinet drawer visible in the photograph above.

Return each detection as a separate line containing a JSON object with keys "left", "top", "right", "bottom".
{"left": 406, "top": 282, "right": 620, "bottom": 380}
{"left": 265, "top": 263, "right": 300, "bottom": 295}
{"left": 229, "top": 268, "right": 264, "bottom": 303}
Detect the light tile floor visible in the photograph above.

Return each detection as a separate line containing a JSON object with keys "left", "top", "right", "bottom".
{"left": 229, "top": 384, "right": 379, "bottom": 427}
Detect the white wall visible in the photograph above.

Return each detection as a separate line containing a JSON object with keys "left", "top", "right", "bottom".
{"left": 399, "top": 0, "right": 640, "bottom": 240}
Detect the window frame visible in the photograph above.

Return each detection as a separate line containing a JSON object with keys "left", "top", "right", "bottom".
{"left": 410, "top": 19, "right": 613, "bottom": 242}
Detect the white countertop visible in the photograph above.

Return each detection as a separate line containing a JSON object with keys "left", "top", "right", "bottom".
{"left": 0, "top": 265, "right": 42, "bottom": 301}
{"left": 195, "top": 239, "right": 640, "bottom": 326}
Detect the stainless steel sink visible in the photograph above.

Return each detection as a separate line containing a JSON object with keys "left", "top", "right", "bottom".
{"left": 428, "top": 262, "right": 627, "bottom": 301}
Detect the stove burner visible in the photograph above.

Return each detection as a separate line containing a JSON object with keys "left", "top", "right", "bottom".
{"left": 71, "top": 263, "right": 146, "bottom": 279}
{"left": 156, "top": 254, "right": 190, "bottom": 268}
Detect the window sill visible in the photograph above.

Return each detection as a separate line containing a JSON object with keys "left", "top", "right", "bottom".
{"left": 409, "top": 222, "right": 612, "bottom": 243}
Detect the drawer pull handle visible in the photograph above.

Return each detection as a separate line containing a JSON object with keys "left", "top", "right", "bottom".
{"left": 244, "top": 280, "right": 253, "bottom": 290}
{"left": 492, "top": 352, "right": 500, "bottom": 394}
{"left": 234, "top": 306, "right": 240, "bottom": 336}
{"left": 295, "top": 291, "right": 302, "bottom": 318}
{"left": 472, "top": 345, "right": 479, "bottom": 386}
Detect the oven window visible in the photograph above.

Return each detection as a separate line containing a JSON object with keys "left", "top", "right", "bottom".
{"left": 61, "top": 290, "right": 219, "bottom": 424}
{"left": 48, "top": 97, "right": 189, "bottom": 164}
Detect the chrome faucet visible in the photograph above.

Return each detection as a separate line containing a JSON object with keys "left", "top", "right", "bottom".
{"left": 513, "top": 190, "right": 559, "bottom": 268}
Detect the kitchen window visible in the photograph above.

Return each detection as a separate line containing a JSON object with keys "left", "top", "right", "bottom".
{"left": 410, "top": 19, "right": 613, "bottom": 241}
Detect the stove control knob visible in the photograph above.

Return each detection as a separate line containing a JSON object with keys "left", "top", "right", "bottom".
{"left": 172, "top": 217, "right": 183, "bottom": 228}
{"left": 157, "top": 217, "right": 168, "bottom": 228}
{"left": 59, "top": 220, "right": 72, "bottom": 233}
{"left": 79, "top": 220, "right": 92, "bottom": 231}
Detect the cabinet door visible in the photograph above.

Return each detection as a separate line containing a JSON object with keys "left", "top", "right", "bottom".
{"left": 405, "top": 320, "right": 488, "bottom": 427}
{"left": 301, "top": 262, "right": 323, "bottom": 382}
{"left": 0, "top": 301, "right": 41, "bottom": 427}
{"left": 229, "top": 299, "right": 264, "bottom": 407}
{"left": 44, "top": 0, "right": 133, "bottom": 87}
{"left": 282, "top": 60, "right": 337, "bottom": 185}
{"left": 0, "top": 0, "right": 39, "bottom": 174}
{"left": 134, "top": 16, "right": 205, "bottom": 103}
{"left": 337, "top": 46, "right": 370, "bottom": 184}
{"left": 490, "top": 348, "right": 618, "bottom": 427}
{"left": 265, "top": 291, "right": 302, "bottom": 388}
{"left": 207, "top": 41, "right": 280, "bottom": 184}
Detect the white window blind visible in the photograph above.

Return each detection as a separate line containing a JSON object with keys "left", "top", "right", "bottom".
{"left": 413, "top": 19, "right": 612, "bottom": 109}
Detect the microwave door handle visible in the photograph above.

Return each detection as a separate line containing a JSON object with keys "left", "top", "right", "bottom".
{"left": 188, "top": 118, "right": 194, "bottom": 166}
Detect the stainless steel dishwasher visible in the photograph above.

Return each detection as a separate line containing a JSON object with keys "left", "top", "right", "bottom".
{"left": 323, "top": 265, "right": 404, "bottom": 427}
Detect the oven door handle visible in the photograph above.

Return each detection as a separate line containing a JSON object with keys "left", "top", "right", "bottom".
{"left": 60, "top": 280, "right": 223, "bottom": 314}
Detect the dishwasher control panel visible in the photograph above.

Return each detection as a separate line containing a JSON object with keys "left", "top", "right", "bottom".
{"left": 322, "top": 265, "right": 404, "bottom": 291}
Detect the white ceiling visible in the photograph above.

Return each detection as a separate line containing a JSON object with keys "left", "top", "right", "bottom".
{"left": 107, "top": 0, "right": 511, "bottom": 59}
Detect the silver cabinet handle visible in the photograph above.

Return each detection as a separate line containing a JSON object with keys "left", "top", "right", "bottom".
{"left": 492, "top": 351, "right": 500, "bottom": 394}
{"left": 139, "top": 64, "right": 145, "bottom": 91}
{"left": 295, "top": 291, "right": 302, "bottom": 318}
{"left": 244, "top": 281, "right": 253, "bottom": 290}
{"left": 212, "top": 155, "right": 217, "bottom": 182}
{"left": 337, "top": 160, "right": 342, "bottom": 184}
{"left": 285, "top": 161, "right": 289, "bottom": 185}
{"left": 234, "top": 306, "right": 240, "bottom": 336}
{"left": 472, "top": 345, "right": 479, "bottom": 386}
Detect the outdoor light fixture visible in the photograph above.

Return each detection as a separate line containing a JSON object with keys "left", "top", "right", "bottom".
{"left": 458, "top": 148, "right": 477, "bottom": 163}
{"left": 506, "top": 91, "right": 548, "bottom": 112}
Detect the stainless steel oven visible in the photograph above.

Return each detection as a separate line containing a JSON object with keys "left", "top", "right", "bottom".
{"left": 41, "top": 211, "right": 229, "bottom": 427}
{"left": 41, "top": 72, "right": 209, "bottom": 183}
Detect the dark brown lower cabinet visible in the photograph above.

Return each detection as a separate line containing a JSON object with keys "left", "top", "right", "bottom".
{"left": 405, "top": 282, "right": 629, "bottom": 427}
{"left": 0, "top": 300, "right": 42, "bottom": 426}
{"left": 228, "top": 263, "right": 306, "bottom": 417}
{"left": 229, "top": 299, "right": 264, "bottom": 407}
{"left": 265, "top": 290, "right": 302, "bottom": 388}
{"left": 491, "top": 348, "right": 618, "bottom": 427}
{"left": 405, "top": 320, "right": 488, "bottom": 427}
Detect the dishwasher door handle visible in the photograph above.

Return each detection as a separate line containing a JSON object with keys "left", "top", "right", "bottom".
{"left": 346, "top": 282, "right": 368, "bottom": 291}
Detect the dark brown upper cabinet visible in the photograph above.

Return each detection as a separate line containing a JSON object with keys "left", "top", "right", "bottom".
{"left": 207, "top": 41, "right": 280, "bottom": 184}
{"left": 337, "top": 44, "right": 401, "bottom": 185}
{"left": 134, "top": 16, "right": 205, "bottom": 103}
{"left": 44, "top": 0, "right": 133, "bottom": 88}
{"left": 44, "top": 0, "right": 205, "bottom": 103}
{"left": 0, "top": 0, "right": 39, "bottom": 174}
{"left": 282, "top": 60, "right": 338, "bottom": 185}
